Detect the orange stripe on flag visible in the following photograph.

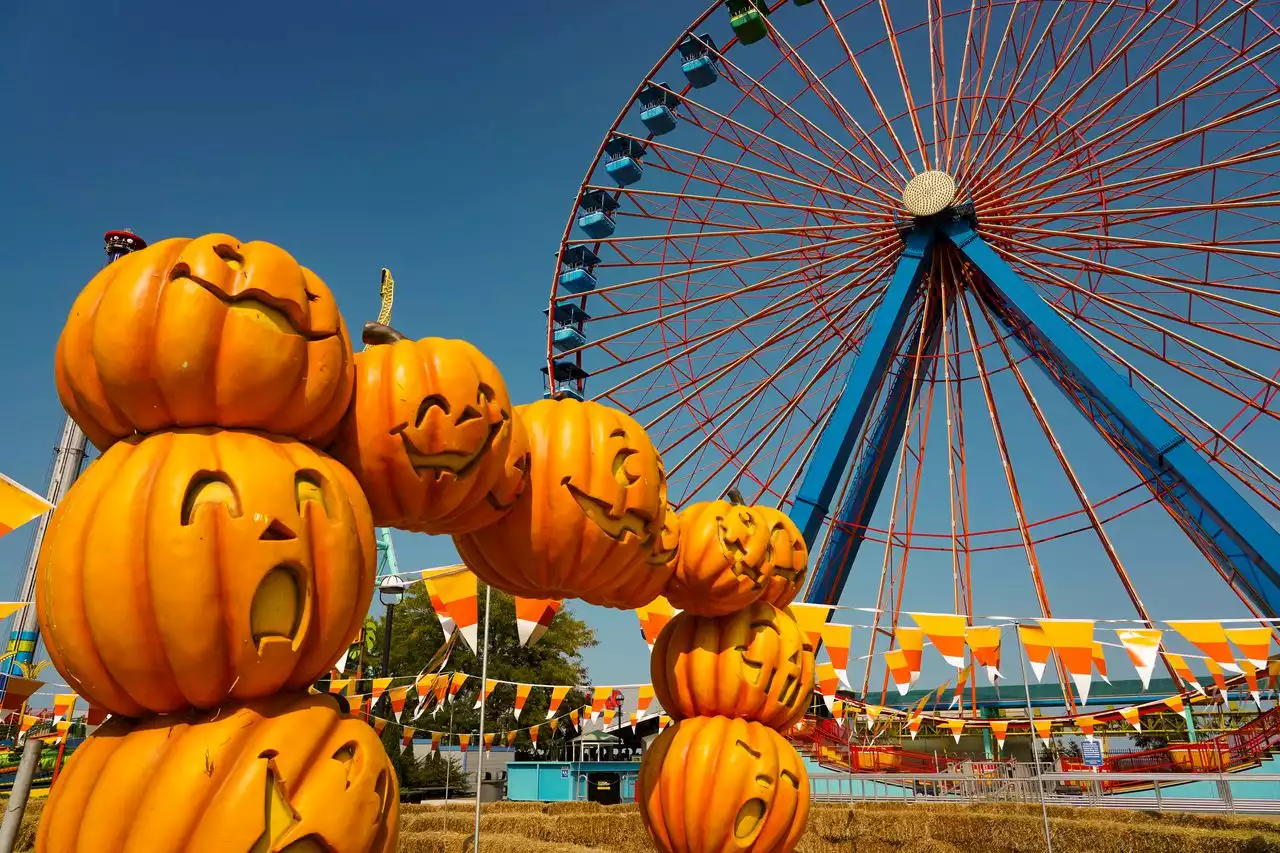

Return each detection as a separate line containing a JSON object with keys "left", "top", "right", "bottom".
{"left": 1115, "top": 629, "right": 1162, "bottom": 690}
{"left": 547, "top": 686, "right": 570, "bottom": 720}
{"left": 896, "top": 627, "right": 924, "bottom": 684}
{"left": 789, "top": 603, "right": 832, "bottom": 651}
{"left": 1225, "top": 625, "right": 1271, "bottom": 670}
{"left": 910, "top": 613, "right": 968, "bottom": 668}
{"left": 1167, "top": 621, "right": 1241, "bottom": 674}
{"left": 989, "top": 720, "right": 1008, "bottom": 751}
{"left": 1119, "top": 707, "right": 1142, "bottom": 731}
{"left": 432, "top": 569, "right": 479, "bottom": 652}
{"left": 514, "top": 597, "right": 561, "bottom": 647}
{"left": 1038, "top": 619, "right": 1096, "bottom": 705}
{"left": 636, "top": 684, "right": 654, "bottom": 717}
{"left": 944, "top": 719, "right": 965, "bottom": 743}
{"left": 885, "top": 649, "right": 913, "bottom": 696}
{"left": 820, "top": 623, "right": 853, "bottom": 689}
{"left": 965, "top": 626, "right": 1003, "bottom": 682}
{"left": 513, "top": 684, "right": 532, "bottom": 720}
{"left": 1018, "top": 625, "right": 1051, "bottom": 682}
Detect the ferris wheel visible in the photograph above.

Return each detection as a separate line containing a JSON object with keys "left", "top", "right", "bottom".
{"left": 544, "top": 0, "right": 1280, "bottom": 701}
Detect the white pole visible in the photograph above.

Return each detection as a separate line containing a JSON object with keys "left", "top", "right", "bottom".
{"left": 472, "top": 585, "right": 493, "bottom": 850}
{"left": 1013, "top": 622, "right": 1053, "bottom": 853}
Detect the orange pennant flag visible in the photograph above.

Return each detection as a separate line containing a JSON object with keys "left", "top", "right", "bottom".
{"left": 0, "top": 473, "right": 51, "bottom": 538}
{"left": 1205, "top": 658, "right": 1229, "bottom": 697}
{"left": 659, "top": 714, "right": 671, "bottom": 731}
{"left": 896, "top": 627, "right": 924, "bottom": 684}
{"left": 908, "top": 715, "right": 923, "bottom": 740}
{"left": 1242, "top": 660, "right": 1262, "bottom": 704}
{"left": 1164, "top": 653, "right": 1204, "bottom": 695}
{"left": 458, "top": 734, "right": 472, "bottom": 753}
{"left": 421, "top": 567, "right": 460, "bottom": 640}
{"left": 989, "top": 720, "right": 1009, "bottom": 751}
{"left": 513, "top": 684, "right": 533, "bottom": 720}
{"left": 430, "top": 731, "right": 442, "bottom": 752}
{"left": 529, "top": 725, "right": 540, "bottom": 745}
{"left": 401, "top": 727, "right": 416, "bottom": 749}
{"left": 814, "top": 662, "right": 838, "bottom": 714}
{"left": 547, "top": 686, "right": 570, "bottom": 720}
{"left": 965, "top": 626, "right": 1003, "bottom": 682}
{"left": 569, "top": 709, "right": 581, "bottom": 728}
{"left": 1019, "top": 625, "right": 1052, "bottom": 682}
{"left": 414, "top": 673, "right": 436, "bottom": 701}
{"left": 506, "top": 730, "right": 518, "bottom": 748}
{"left": 789, "top": 603, "right": 833, "bottom": 651}
{"left": 944, "top": 719, "right": 965, "bottom": 743}
{"left": 1076, "top": 716, "right": 1095, "bottom": 739}
{"left": 832, "top": 700, "right": 845, "bottom": 720}
{"left": 590, "top": 687, "right": 613, "bottom": 721}
{"left": 820, "top": 623, "right": 854, "bottom": 689}
{"left": 474, "top": 679, "right": 497, "bottom": 710}
{"left": 950, "top": 665, "right": 973, "bottom": 710}
{"left": 348, "top": 696, "right": 366, "bottom": 718}
{"left": 1167, "top": 620, "right": 1241, "bottom": 674}
{"left": 911, "top": 613, "right": 968, "bottom": 668}
{"left": 432, "top": 569, "right": 479, "bottom": 652}
{"left": 372, "top": 718, "right": 387, "bottom": 735}
{"left": 1119, "top": 707, "right": 1141, "bottom": 731}
{"left": 1225, "top": 625, "right": 1272, "bottom": 670}
{"left": 603, "top": 709, "right": 617, "bottom": 727}
{"left": 447, "top": 673, "right": 469, "bottom": 702}
{"left": 389, "top": 687, "right": 409, "bottom": 719}
{"left": 371, "top": 678, "right": 393, "bottom": 703}
{"left": 1033, "top": 719, "right": 1053, "bottom": 742}
{"left": 1092, "top": 642, "right": 1110, "bottom": 684}
{"left": 1165, "top": 694, "right": 1185, "bottom": 714}
{"left": 548, "top": 719, "right": 560, "bottom": 733}
{"left": 514, "top": 597, "right": 562, "bottom": 647}
{"left": 636, "top": 684, "right": 655, "bottom": 718}
{"left": 329, "top": 678, "right": 351, "bottom": 696}
{"left": 1038, "top": 620, "right": 1096, "bottom": 704}
{"left": 18, "top": 715, "right": 37, "bottom": 736}
{"left": 483, "top": 732, "right": 495, "bottom": 752}
{"left": 51, "top": 694, "right": 77, "bottom": 725}
{"left": 885, "top": 649, "right": 913, "bottom": 696}
{"left": 1115, "top": 629, "right": 1162, "bottom": 690}
{"left": 636, "top": 597, "right": 678, "bottom": 650}
{"left": 629, "top": 712, "right": 639, "bottom": 733}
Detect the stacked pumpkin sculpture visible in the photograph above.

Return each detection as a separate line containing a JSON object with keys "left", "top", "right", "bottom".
{"left": 641, "top": 498, "right": 816, "bottom": 853}
{"left": 37, "top": 235, "right": 400, "bottom": 852}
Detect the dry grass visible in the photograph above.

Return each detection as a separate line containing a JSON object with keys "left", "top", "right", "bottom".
{"left": 12, "top": 797, "right": 1280, "bottom": 851}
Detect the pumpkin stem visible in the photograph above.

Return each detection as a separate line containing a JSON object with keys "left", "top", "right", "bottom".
{"left": 362, "top": 321, "right": 408, "bottom": 345}
{"left": 725, "top": 487, "right": 745, "bottom": 506}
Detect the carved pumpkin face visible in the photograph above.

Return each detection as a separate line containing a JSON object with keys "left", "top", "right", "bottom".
{"left": 36, "top": 429, "right": 375, "bottom": 717}
{"left": 330, "top": 324, "right": 523, "bottom": 535}
{"left": 651, "top": 601, "right": 814, "bottom": 729}
{"left": 36, "top": 693, "right": 398, "bottom": 853}
{"left": 756, "top": 507, "right": 809, "bottom": 608}
{"left": 639, "top": 716, "right": 809, "bottom": 853}
{"left": 55, "top": 234, "right": 354, "bottom": 449}
{"left": 664, "top": 500, "right": 774, "bottom": 616}
{"left": 453, "top": 398, "right": 668, "bottom": 609}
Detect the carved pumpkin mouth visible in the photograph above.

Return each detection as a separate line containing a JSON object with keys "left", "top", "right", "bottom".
{"left": 251, "top": 564, "right": 307, "bottom": 653}
{"left": 564, "top": 479, "right": 653, "bottom": 542}
{"left": 392, "top": 419, "right": 504, "bottom": 481}
{"left": 172, "top": 265, "right": 334, "bottom": 341}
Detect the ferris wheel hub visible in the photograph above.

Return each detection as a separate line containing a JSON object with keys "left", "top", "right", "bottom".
{"left": 902, "top": 170, "right": 958, "bottom": 217}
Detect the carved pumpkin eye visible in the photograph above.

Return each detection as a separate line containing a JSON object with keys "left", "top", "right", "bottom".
{"left": 414, "top": 395, "right": 449, "bottom": 428}
{"left": 295, "top": 471, "right": 329, "bottom": 516}
{"left": 181, "top": 473, "right": 242, "bottom": 525}
{"left": 213, "top": 243, "right": 245, "bottom": 270}
{"left": 456, "top": 405, "right": 482, "bottom": 425}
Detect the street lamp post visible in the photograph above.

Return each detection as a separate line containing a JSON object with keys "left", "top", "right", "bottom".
{"left": 378, "top": 574, "right": 407, "bottom": 679}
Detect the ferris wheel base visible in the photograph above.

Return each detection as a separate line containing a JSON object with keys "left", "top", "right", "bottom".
{"left": 794, "top": 215, "right": 1280, "bottom": 617}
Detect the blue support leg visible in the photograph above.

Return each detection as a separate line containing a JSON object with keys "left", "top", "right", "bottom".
{"left": 943, "top": 219, "right": 1280, "bottom": 617}
{"left": 790, "top": 228, "right": 936, "bottom": 580}
{"left": 809, "top": 308, "right": 943, "bottom": 605}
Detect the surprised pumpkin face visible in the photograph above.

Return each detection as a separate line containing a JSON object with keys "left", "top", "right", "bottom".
{"left": 330, "top": 324, "right": 523, "bottom": 536}
{"left": 36, "top": 429, "right": 375, "bottom": 717}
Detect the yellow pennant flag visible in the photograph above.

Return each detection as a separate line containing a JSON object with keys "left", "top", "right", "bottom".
{"left": 945, "top": 719, "right": 965, "bottom": 743}
{"left": 636, "top": 596, "right": 678, "bottom": 650}
{"left": 51, "top": 694, "right": 77, "bottom": 724}
{"left": 372, "top": 718, "right": 387, "bottom": 735}
{"left": 506, "top": 730, "right": 518, "bottom": 748}
{"left": 1018, "top": 625, "right": 1052, "bottom": 682}
{"left": 989, "top": 720, "right": 1009, "bottom": 751}
{"left": 371, "top": 678, "right": 393, "bottom": 702}
{"left": 1033, "top": 719, "right": 1053, "bottom": 743}
{"left": 1076, "top": 716, "right": 1096, "bottom": 739}
{"left": 1225, "top": 625, "right": 1272, "bottom": 670}
{"left": 458, "top": 734, "right": 472, "bottom": 753}
{"left": 1165, "top": 695, "right": 1185, "bottom": 714}
{"left": 789, "top": 603, "right": 833, "bottom": 651}
{"left": 589, "top": 687, "right": 613, "bottom": 721}
{"left": 430, "top": 732, "right": 442, "bottom": 752}
{"left": 329, "top": 677, "right": 353, "bottom": 697}
{"left": 885, "top": 649, "right": 913, "bottom": 696}
{"left": 401, "top": 727, "right": 416, "bottom": 750}
{"left": 1167, "top": 620, "right": 1241, "bottom": 674}
{"left": 389, "top": 687, "right": 409, "bottom": 719}
{"left": 1115, "top": 629, "right": 1162, "bottom": 690}
{"left": 965, "top": 625, "right": 1003, "bottom": 682}
{"left": 910, "top": 613, "right": 968, "bottom": 668}
{"left": 1092, "top": 642, "right": 1110, "bottom": 684}
{"left": 1119, "top": 707, "right": 1142, "bottom": 731}
{"left": 483, "top": 733, "right": 495, "bottom": 752}
{"left": 1205, "top": 658, "right": 1229, "bottom": 697}
{"left": 814, "top": 662, "right": 838, "bottom": 714}
{"left": 603, "top": 708, "right": 617, "bottom": 727}
{"left": 636, "top": 684, "right": 655, "bottom": 718}
{"left": 908, "top": 715, "right": 923, "bottom": 740}
{"left": 1242, "top": 660, "right": 1262, "bottom": 703}
{"left": 864, "top": 704, "right": 883, "bottom": 725}
{"left": 421, "top": 566, "right": 462, "bottom": 640}
{"left": 1037, "top": 620, "right": 1096, "bottom": 705}
{"left": 896, "top": 627, "right": 924, "bottom": 684}
{"left": 1164, "top": 653, "right": 1204, "bottom": 695}
{"left": 513, "top": 684, "right": 532, "bottom": 720}
{"left": 547, "top": 686, "right": 570, "bottom": 720}
{"left": 0, "top": 473, "right": 51, "bottom": 538}
{"left": 447, "top": 673, "right": 469, "bottom": 701}
{"left": 820, "top": 623, "right": 854, "bottom": 689}
{"left": 530, "top": 725, "right": 540, "bottom": 745}
{"left": 432, "top": 569, "right": 479, "bottom": 652}
{"left": 659, "top": 714, "right": 671, "bottom": 731}
{"left": 474, "top": 679, "right": 497, "bottom": 710}
{"left": 514, "top": 597, "right": 561, "bottom": 647}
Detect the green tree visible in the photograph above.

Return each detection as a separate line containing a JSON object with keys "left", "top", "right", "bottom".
{"left": 372, "top": 582, "right": 596, "bottom": 784}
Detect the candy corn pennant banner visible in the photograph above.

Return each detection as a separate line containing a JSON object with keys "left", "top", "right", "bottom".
{"left": 1164, "top": 653, "right": 1204, "bottom": 695}
{"left": 965, "top": 625, "right": 1003, "bottom": 682}
{"left": 908, "top": 716, "right": 923, "bottom": 739}
{"left": 1076, "top": 716, "right": 1095, "bottom": 739}
{"left": 474, "top": 679, "right": 497, "bottom": 710}
{"left": 1116, "top": 629, "right": 1162, "bottom": 690}
{"left": 1092, "top": 642, "right": 1110, "bottom": 684}
{"left": 910, "top": 613, "right": 968, "bottom": 668}
{"left": 895, "top": 626, "right": 924, "bottom": 687}
{"left": 1205, "top": 659, "right": 1229, "bottom": 697}
{"left": 814, "top": 662, "right": 838, "bottom": 714}
{"left": 1037, "top": 620, "right": 1095, "bottom": 705}
{"left": 820, "top": 623, "right": 854, "bottom": 689}
{"left": 389, "top": 687, "right": 409, "bottom": 719}
{"left": 1119, "top": 706, "right": 1142, "bottom": 731}
{"left": 547, "top": 686, "right": 570, "bottom": 719}
{"left": 430, "top": 569, "right": 479, "bottom": 652}
{"left": 529, "top": 725, "right": 540, "bottom": 745}
{"left": 864, "top": 704, "right": 883, "bottom": 725}
{"left": 447, "top": 673, "right": 469, "bottom": 702}
{"left": 483, "top": 733, "right": 495, "bottom": 752}
{"left": 790, "top": 603, "right": 833, "bottom": 650}
{"left": 371, "top": 678, "right": 392, "bottom": 703}
{"left": 589, "top": 687, "right": 613, "bottom": 721}
{"left": 1167, "top": 620, "right": 1241, "bottom": 674}
{"left": 513, "top": 683, "right": 532, "bottom": 720}
{"left": 506, "top": 730, "right": 518, "bottom": 747}
{"left": 989, "top": 720, "right": 1008, "bottom": 751}
{"left": 885, "top": 649, "right": 913, "bottom": 696}
{"left": 421, "top": 568, "right": 460, "bottom": 640}
{"left": 944, "top": 719, "right": 965, "bottom": 743}
{"left": 1033, "top": 719, "right": 1053, "bottom": 742}
{"left": 514, "top": 597, "right": 561, "bottom": 647}
{"left": 51, "top": 694, "right": 77, "bottom": 726}
{"left": 1225, "top": 625, "right": 1272, "bottom": 670}
{"left": 1165, "top": 694, "right": 1185, "bottom": 714}
{"left": 401, "top": 727, "right": 416, "bottom": 750}
{"left": 0, "top": 473, "right": 51, "bottom": 538}
{"left": 950, "top": 665, "right": 973, "bottom": 709}
{"left": 635, "top": 597, "right": 678, "bottom": 650}
{"left": 636, "top": 684, "right": 655, "bottom": 718}
{"left": 332, "top": 648, "right": 351, "bottom": 675}
{"left": 1018, "top": 625, "right": 1051, "bottom": 682}
{"left": 430, "top": 732, "right": 443, "bottom": 752}
{"left": 1242, "top": 661, "right": 1262, "bottom": 704}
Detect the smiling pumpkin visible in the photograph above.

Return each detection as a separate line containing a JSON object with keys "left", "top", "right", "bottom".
{"left": 664, "top": 498, "right": 776, "bottom": 616}
{"left": 453, "top": 398, "right": 669, "bottom": 609}
{"left": 55, "top": 234, "right": 354, "bottom": 449}
{"left": 329, "top": 323, "right": 524, "bottom": 535}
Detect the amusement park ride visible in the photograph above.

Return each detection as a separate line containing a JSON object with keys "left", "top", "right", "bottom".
{"left": 544, "top": 0, "right": 1280, "bottom": 718}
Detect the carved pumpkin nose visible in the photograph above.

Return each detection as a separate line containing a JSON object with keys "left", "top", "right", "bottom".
{"left": 260, "top": 519, "right": 297, "bottom": 541}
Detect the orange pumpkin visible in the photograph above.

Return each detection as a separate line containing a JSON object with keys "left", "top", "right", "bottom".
{"left": 329, "top": 323, "right": 526, "bottom": 534}
{"left": 37, "top": 692, "right": 398, "bottom": 853}
{"left": 664, "top": 500, "right": 774, "bottom": 616}
{"left": 453, "top": 398, "right": 672, "bottom": 608}
{"left": 55, "top": 234, "right": 354, "bottom": 449}
{"left": 651, "top": 601, "right": 814, "bottom": 728}
{"left": 36, "top": 429, "right": 375, "bottom": 717}
{"left": 639, "top": 716, "right": 809, "bottom": 853}
{"left": 756, "top": 506, "right": 809, "bottom": 608}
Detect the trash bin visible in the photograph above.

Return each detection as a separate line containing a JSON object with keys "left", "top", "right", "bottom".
{"left": 479, "top": 778, "right": 503, "bottom": 802}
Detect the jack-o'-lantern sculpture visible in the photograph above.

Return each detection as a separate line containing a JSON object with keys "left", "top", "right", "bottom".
{"left": 37, "top": 692, "right": 398, "bottom": 853}
{"left": 639, "top": 716, "right": 810, "bottom": 853}
{"left": 330, "top": 323, "right": 527, "bottom": 534}
{"left": 36, "top": 428, "right": 376, "bottom": 718}
{"left": 55, "top": 234, "right": 354, "bottom": 449}
{"left": 664, "top": 499, "right": 776, "bottom": 616}
{"left": 651, "top": 602, "right": 814, "bottom": 729}
{"left": 756, "top": 507, "right": 809, "bottom": 608}
{"left": 453, "top": 398, "right": 673, "bottom": 609}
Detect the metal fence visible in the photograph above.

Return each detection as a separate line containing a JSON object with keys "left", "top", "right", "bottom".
{"left": 809, "top": 765, "right": 1280, "bottom": 814}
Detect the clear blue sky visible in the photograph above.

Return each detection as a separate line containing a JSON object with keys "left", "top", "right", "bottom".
{"left": 0, "top": 1, "right": 1269, "bottom": 697}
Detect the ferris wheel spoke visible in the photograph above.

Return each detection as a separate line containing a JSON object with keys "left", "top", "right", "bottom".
{"left": 952, "top": 0, "right": 1028, "bottom": 183}
{"left": 941, "top": 0, "right": 982, "bottom": 172}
